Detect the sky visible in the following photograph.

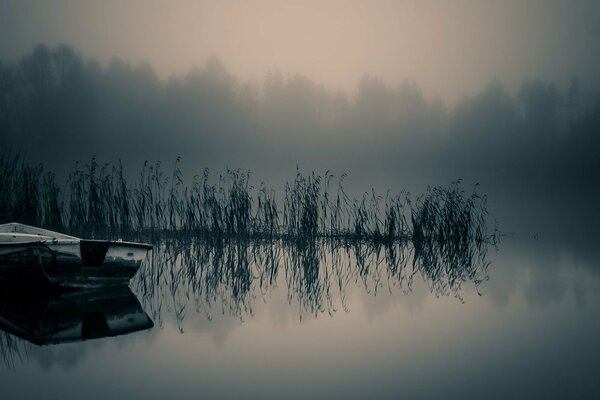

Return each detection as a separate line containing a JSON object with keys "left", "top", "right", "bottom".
{"left": 1, "top": 0, "right": 600, "bottom": 102}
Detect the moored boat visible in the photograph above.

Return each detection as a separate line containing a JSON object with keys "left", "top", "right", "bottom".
{"left": 0, "top": 223, "right": 152, "bottom": 288}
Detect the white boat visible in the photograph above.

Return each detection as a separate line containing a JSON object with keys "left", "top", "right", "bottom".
{"left": 0, "top": 222, "right": 152, "bottom": 288}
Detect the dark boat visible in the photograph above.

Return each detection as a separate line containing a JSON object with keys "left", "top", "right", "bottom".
{"left": 0, "top": 223, "right": 152, "bottom": 288}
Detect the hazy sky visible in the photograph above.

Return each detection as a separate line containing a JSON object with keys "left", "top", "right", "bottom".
{"left": 1, "top": 0, "right": 600, "bottom": 101}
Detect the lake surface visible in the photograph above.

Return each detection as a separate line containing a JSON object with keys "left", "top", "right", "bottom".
{"left": 1, "top": 222, "right": 599, "bottom": 399}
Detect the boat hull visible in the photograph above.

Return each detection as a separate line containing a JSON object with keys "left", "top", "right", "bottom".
{"left": 0, "top": 240, "right": 151, "bottom": 288}
{"left": 0, "top": 243, "right": 56, "bottom": 286}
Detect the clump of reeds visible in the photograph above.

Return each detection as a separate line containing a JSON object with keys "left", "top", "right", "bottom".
{"left": 411, "top": 180, "right": 488, "bottom": 245}
{"left": 64, "top": 157, "right": 133, "bottom": 238}
{"left": 0, "top": 151, "right": 48, "bottom": 227}
{"left": 0, "top": 153, "right": 494, "bottom": 247}
{"left": 283, "top": 169, "right": 322, "bottom": 238}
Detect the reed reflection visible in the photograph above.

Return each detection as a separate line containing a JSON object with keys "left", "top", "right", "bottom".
{"left": 133, "top": 232, "right": 492, "bottom": 326}
{"left": 0, "top": 329, "right": 28, "bottom": 370}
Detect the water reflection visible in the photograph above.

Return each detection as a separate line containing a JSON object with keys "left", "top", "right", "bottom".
{"left": 0, "top": 287, "right": 153, "bottom": 368}
{"left": 133, "top": 235, "right": 491, "bottom": 326}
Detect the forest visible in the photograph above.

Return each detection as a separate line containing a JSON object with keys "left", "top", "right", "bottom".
{"left": 1, "top": 44, "right": 599, "bottom": 241}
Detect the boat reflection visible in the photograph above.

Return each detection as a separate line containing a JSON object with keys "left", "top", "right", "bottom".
{"left": 0, "top": 287, "right": 153, "bottom": 346}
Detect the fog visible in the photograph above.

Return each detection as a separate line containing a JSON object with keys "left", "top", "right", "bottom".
{"left": 2, "top": 1, "right": 600, "bottom": 101}
{"left": 1, "top": 45, "right": 598, "bottom": 167}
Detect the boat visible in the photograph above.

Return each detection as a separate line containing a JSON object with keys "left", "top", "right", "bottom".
{"left": 0, "top": 287, "right": 153, "bottom": 345}
{"left": 0, "top": 222, "right": 152, "bottom": 288}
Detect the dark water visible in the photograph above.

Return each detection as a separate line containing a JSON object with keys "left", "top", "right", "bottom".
{"left": 1, "top": 207, "right": 599, "bottom": 400}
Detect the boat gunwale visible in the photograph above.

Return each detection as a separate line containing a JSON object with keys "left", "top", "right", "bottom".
{"left": 80, "top": 239, "right": 153, "bottom": 251}
{"left": 0, "top": 240, "right": 59, "bottom": 248}
{"left": 0, "top": 222, "right": 79, "bottom": 241}
{"left": 0, "top": 223, "right": 152, "bottom": 251}
{"left": 0, "top": 236, "right": 152, "bottom": 251}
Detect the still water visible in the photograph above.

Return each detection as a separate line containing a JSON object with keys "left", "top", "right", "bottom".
{"left": 1, "top": 230, "right": 599, "bottom": 399}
